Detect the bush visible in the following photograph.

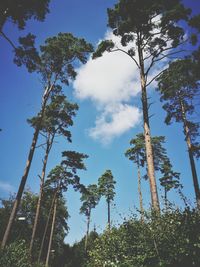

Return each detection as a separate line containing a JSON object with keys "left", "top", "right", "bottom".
{"left": 0, "top": 240, "right": 32, "bottom": 267}
{"left": 87, "top": 208, "right": 200, "bottom": 267}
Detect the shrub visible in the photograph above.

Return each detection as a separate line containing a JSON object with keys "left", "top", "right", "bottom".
{"left": 0, "top": 240, "right": 32, "bottom": 267}
{"left": 88, "top": 208, "right": 200, "bottom": 267}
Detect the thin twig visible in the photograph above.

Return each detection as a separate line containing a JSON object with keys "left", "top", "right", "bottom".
{"left": 111, "top": 48, "right": 140, "bottom": 69}
{"left": 0, "top": 30, "right": 16, "bottom": 49}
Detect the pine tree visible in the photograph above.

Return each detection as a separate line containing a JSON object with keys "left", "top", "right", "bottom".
{"left": 157, "top": 57, "right": 200, "bottom": 208}
{"left": 93, "top": 0, "right": 200, "bottom": 210}
{"left": 80, "top": 184, "right": 100, "bottom": 251}
{"left": 29, "top": 92, "right": 78, "bottom": 254}
{"left": 1, "top": 33, "right": 92, "bottom": 248}
{"left": 98, "top": 170, "right": 116, "bottom": 229}
{"left": 125, "top": 133, "right": 181, "bottom": 210}
{"left": 39, "top": 150, "right": 88, "bottom": 264}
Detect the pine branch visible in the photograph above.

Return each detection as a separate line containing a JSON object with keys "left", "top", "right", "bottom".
{"left": 111, "top": 48, "right": 140, "bottom": 69}
{"left": 146, "top": 68, "right": 168, "bottom": 87}
{"left": 0, "top": 30, "right": 16, "bottom": 49}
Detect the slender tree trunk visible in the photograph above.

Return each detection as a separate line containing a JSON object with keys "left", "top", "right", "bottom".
{"left": 85, "top": 209, "right": 91, "bottom": 252}
{"left": 137, "top": 161, "right": 144, "bottom": 221}
{"left": 1, "top": 127, "right": 40, "bottom": 248}
{"left": 1, "top": 85, "right": 53, "bottom": 249}
{"left": 164, "top": 188, "right": 167, "bottom": 208}
{"left": 30, "top": 133, "right": 54, "bottom": 255}
{"left": 137, "top": 39, "right": 160, "bottom": 211}
{"left": 107, "top": 199, "right": 111, "bottom": 229}
{"left": 180, "top": 99, "right": 200, "bottom": 209}
{"left": 45, "top": 196, "right": 57, "bottom": 267}
{"left": 38, "top": 190, "right": 57, "bottom": 263}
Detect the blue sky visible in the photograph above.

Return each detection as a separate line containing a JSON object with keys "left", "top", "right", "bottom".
{"left": 0, "top": 0, "right": 200, "bottom": 244}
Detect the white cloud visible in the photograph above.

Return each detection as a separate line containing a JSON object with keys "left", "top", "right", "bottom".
{"left": 0, "top": 181, "right": 14, "bottom": 193}
{"left": 88, "top": 104, "right": 141, "bottom": 145}
{"left": 73, "top": 31, "right": 142, "bottom": 144}
{"left": 74, "top": 39, "right": 140, "bottom": 105}
{"left": 73, "top": 21, "right": 172, "bottom": 144}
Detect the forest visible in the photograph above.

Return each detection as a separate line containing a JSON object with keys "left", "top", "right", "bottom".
{"left": 0, "top": 0, "right": 200, "bottom": 266}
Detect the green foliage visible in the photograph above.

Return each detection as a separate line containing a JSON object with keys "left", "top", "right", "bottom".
{"left": 88, "top": 208, "right": 200, "bottom": 267}
{"left": 61, "top": 151, "right": 88, "bottom": 174}
{"left": 28, "top": 92, "right": 78, "bottom": 142}
{"left": 62, "top": 231, "right": 98, "bottom": 267}
{"left": 159, "top": 160, "right": 181, "bottom": 195}
{"left": 0, "top": 191, "right": 69, "bottom": 264}
{"left": 157, "top": 58, "right": 200, "bottom": 158}
{"left": 39, "top": 33, "right": 93, "bottom": 83}
{"left": 0, "top": 240, "right": 32, "bottom": 267}
{"left": 80, "top": 184, "right": 100, "bottom": 217}
{"left": 14, "top": 34, "right": 40, "bottom": 72}
{"left": 94, "top": 0, "right": 198, "bottom": 63}
{"left": 0, "top": 191, "right": 38, "bottom": 243}
{"left": 98, "top": 170, "right": 116, "bottom": 203}
{"left": 92, "top": 40, "right": 114, "bottom": 59}
{"left": 0, "top": 0, "right": 50, "bottom": 70}
{"left": 0, "top": 0, "right": 50, "bottom": 31}
{"left": 15, "top": 32, "right": 93, "bottom": 76}
{"left": 44, "top": 150, "right": 88, "bottom": 195}
{"left": 125, "top": 133, "right": 146, "bottom": 167}
{"left": 125, "top": 133, "right": 181, "bottom": 196}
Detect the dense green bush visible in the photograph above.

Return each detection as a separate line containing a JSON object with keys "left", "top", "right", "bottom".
{"left": 87, "top": 208, "right": 200, "bottom": 267}
{"left": 0, "top": 240, "right": 32, "bottom": 267}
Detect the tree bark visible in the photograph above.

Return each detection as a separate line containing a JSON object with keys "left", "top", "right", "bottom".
{"left": 85, "top": 209, "right": 91, "bottom": 252}
{"left": 30, "top": 133, "right": 53, "bottom": 255}
{"left": 180, "top": 99, "right": 200, "bottom": 209}
{"left": 45, "top": 196, "right": 57, "bottom": 267}
{"left": 1, "top": 126, "right": 40, "bottom": 248}
{"left": 164, "top": 188, "right": 168, "bottom": 209}
{"left": 137, "top": 161, "right": 144, "bottom": 221}
{"left": 1, "top": 85, "right": 53, "bottom": 249}
{"left": 38, "top": 190, "right": 57, "bottom": 263}
{"left": 137, "top": 39, "right": 160, "bottom": 211}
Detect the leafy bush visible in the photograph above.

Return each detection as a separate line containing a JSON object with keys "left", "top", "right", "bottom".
{"left": 88, "top": 208, "right": 200, "bottom": 267}
{"left": 0, "top": 240, "right": 32, "bottom": 267}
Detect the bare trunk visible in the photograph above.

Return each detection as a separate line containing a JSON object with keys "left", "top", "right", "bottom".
{"left": 85, "top": 209, "right": 91, "bottom": 252}
{"left": 137, "top": 161, "right": 144, "bottom": 221}
{"left": 1, "top": 126, "right": 40, "bottom": 248}
{"left": 30, "top": 133, "right": 53, "bottom": 255}
{"left": 38, "top": 190, "right": 57, "bottom": 263}
{"left": 1, "top": 85, "right": 53, "bottom": 248}
{"left": 180, "top": 99, "right": 200, "bottom": 209}
{"left": 137, "top": 40, "right": 160, "bottom": 211}
{"left": 107, "top": 199, "right": 111, "bottom": 229}
{"left": 164, "top": 188, "right": 168, "bottom": 208}
{"left": 45, "top": 196, "right": 57, "bottom": 267}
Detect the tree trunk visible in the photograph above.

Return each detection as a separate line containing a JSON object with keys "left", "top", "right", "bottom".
{"left": 30, "top": 133, "right": 53, "bottom": 255}
{"left": 85, "top": 209, "right": 91, "bottom": 252}
{"left": 164, "top": 188, "right": 168, "bottom": 209}
{"left": 107, "top": 199, "right": 111, "bottom": 229}
{"left": 137, "top": 40, "right": 160, "bottom": 211}
{"left": 1, "top": 85, "right": 53, "bottom": 248}
{"left": 180, "top": 99, "right": 200, "bottom": 209}
{"left": 137, "top": 161, "right": 144, "bottom": 221}
{"left": 45, "top": 196, "right": 57, "bottom": 267}
{"left": 38, "top": 190, "right": 57, "bottom": 263}
{"left": 1, "top": 126, "right": 40, "bottom": 248}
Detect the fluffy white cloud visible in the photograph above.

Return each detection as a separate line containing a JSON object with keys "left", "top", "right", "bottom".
{"left": 73, "top": 31, "right": 142, "bottom": 144}
{"left": 74, "top": 49, "right": 140, "bottom": 105}
{"left": 0, "top": 181, "right": 14, "bottom": 193}
{"left": 88, "top": 104, "right": 141, "bottom": 145}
